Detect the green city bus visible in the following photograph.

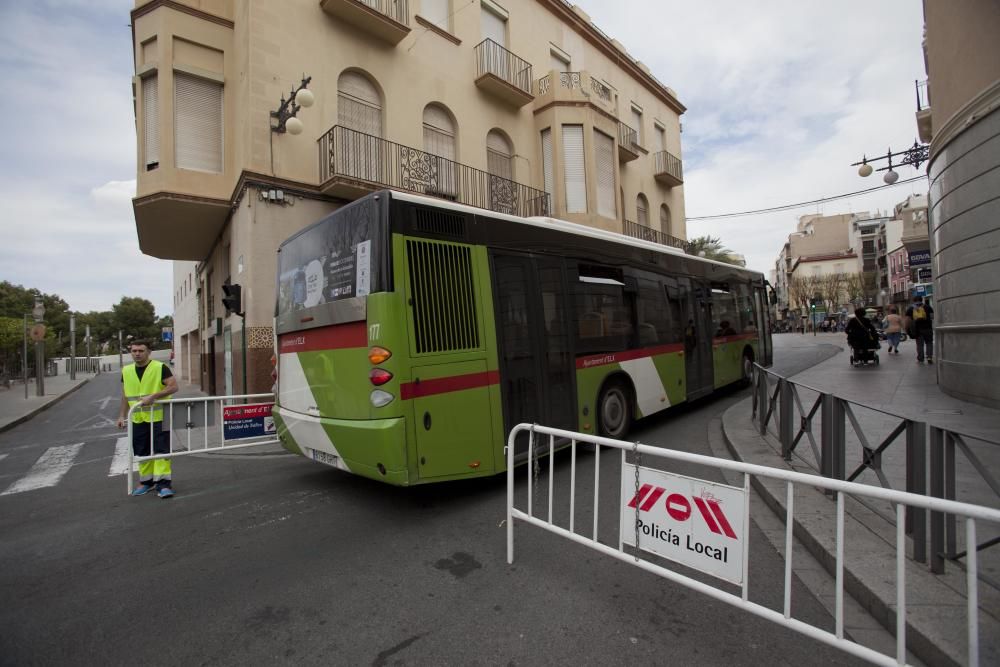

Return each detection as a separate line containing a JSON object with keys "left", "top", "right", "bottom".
{"left": 273, "top": 190, "right": 773, "bottom": 485}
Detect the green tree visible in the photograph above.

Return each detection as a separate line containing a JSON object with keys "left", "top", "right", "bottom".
{"left": 686, "top": 235, "right": 743, "bottom": 265}
{"left": 112, "top": 297, "right": 160, "bottom": 345}
{"left": 0, "top": 281, "right": 72, "bottom": 355}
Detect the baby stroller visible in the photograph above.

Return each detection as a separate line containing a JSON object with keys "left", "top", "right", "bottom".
{"left": 847, "top": 318, "right": 880, "bottom": 366}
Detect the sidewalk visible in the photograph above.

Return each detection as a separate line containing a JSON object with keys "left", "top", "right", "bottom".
{"left": 722, "top": 333, "right": 1000, "bottom": 666}
{"left": 0, "top": 372, "right": 97, "bottom": 433}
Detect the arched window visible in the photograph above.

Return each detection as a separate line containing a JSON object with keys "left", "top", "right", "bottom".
{"left": 337, "top": 71, "right": 382, "bottom": 182}
{"left": 337, "top": 71, "right": 382, "bottom": 136}
{"left": 660, "top": 203, "right": 672, "bottom": 235}
{"left": 636, "top": 193, "right": 649, "bottom": 227}
{"left": 423, "top": 104, "right": 457, "bottom": 196}
{"left": 486, "top": 129, "right": 513, "bottom": 181}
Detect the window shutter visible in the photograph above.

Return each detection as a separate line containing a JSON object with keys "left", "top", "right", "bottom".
{"left": 660, "top": 204, "right": 671, "bottom": 234}
{"left": 338, "top": 72, "right": 382, "bottom": 136}
{"left": 636, "top": 195, "right": 648, "bottom": 227}
{"left": 562, "top": 125, "right": 587, "bottom": 214}
{"left": 631, "top": 107, "right": 643, "bottom": 145}
{"left": 550, "top": 52, "right": 569, "bottom": 72}
{"left": 594, "top": 129, "right": 615, "bottom": 219}
{"left": 423, "top": 0, "right": 449, "bottom": 29}
{"left": 541, "top": 128, "right": 553, "bottom": 201}
{"left": 174, "top": 72, "right": 223, "bottom": 173}
{"left": 486, "top": 130, "right": 512, "bottom": 180}
{"left": 481, "top": 6, "right": 506, "bottom": 47}
{"left": 142, "top": 74, "right": 159, "bottom": 167}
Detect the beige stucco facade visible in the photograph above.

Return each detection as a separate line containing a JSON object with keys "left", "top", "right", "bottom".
{"left": 131, "top": 0, "right": 688, "bottom": 394}
{"left": 920, "top": 0, "right": 1000, "bottom": 408}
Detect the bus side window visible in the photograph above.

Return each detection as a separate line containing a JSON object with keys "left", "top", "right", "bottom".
{"left": 710, "top": 284, "right": 738, "bottom": 337}
{"left": 662, "top": 278, "right": 683, "bottom": 345}
{"left": 736, "top": 283, "right": 756, "bottom": 332}
{"left": 636, "top": 277, "right": 670, "bottom": 347}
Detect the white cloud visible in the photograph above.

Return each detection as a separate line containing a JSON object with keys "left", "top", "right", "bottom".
{"left": 575, "top": 0, "right": 926, "bottom": 274}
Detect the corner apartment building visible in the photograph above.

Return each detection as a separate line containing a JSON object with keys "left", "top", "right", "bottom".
{"left": 917, "top": 0, "right": 999, "bottom": 408}
{"left": 131, "top": 0, "right": 688, "bottom": 395}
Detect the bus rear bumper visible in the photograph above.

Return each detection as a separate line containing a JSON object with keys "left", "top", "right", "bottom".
{"left": 273, "top": 407, "right": 410, "bottom": 485}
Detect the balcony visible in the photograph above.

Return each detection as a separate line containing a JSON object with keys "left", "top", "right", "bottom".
{"left": 319, "top": 125, "right": 550, "bottom": 217}
{"left": 915, "top": 78, "right": 932, "bottom": 144}
{"left": 623, "top": 219, "right": 687, "bottom": 251}
{"left": 319, "top": 0, "right": 410, "bottom": 45}
{"left": 474, "top": 39, "right": 533, "bottom": 107}
{"left": 653, "top": 150, "right": 683, "bottom": 187}
{"left": 534, "top": 70, "right": 616, "bottom": 117}
{"left": 617, "top": 122, "right": 639, "bottom": 162}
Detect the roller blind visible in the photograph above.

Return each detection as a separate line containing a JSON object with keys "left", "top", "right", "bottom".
{"left": 422, "top": 0, "right": 448, "bottom": 29}
{"left": 174, "top": 72, "right": 222, "bottom": 173}
{"left": 631, "top": 107, "right": 643, "bottom": 146}
{"left": 142, "top": 74, "right": 159, "bottom": 167}
{"left": 487, "top": 131, "right": 512, "bottom": 180}
{"left": 660, "top": 204, "right": 671, "bottom": 234}
{"left": 541, "top": 128, "right": 553, "bottom": 200}
{"left": 562, "top": 125, "right": 586, "bottom": 214}
{"left": 594, "top": 129, "right": 615, "bottom": 219}
{"left": 481, "top": 5, "right": 506, "bottom": 47}
{"left": 637, "top": 195, "right": 648, "bottom": 227}
{"left": 338, "top": 72, "right": 382, "bottom": 136}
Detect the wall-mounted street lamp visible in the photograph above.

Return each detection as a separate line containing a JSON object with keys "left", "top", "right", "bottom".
{"left": 852, "top": 140, "right": 929, "bottom": 185}
{"left": 270, "top": 75, "right": 314, "bottom": 135}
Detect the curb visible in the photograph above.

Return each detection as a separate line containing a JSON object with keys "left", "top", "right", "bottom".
{"left": 720, "top": 395, "right": 997, "bottom": 667}
{"left": 0, "top": 376, "right": 94, "bottom": 435}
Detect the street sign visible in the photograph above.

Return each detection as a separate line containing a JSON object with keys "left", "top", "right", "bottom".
{"left": 29, "top": 324, "right": 46, "bottom": 342}
{"left": 222, "top": 403, "right": 276, "bottom": 440}
{"left": 918, "top": 268, "right": 932, "bottom": 281}
{"left": 621, "top": 463, "right": 749, "bottom": 585}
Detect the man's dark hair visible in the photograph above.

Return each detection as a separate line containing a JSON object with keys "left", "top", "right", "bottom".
{"left": 913, "top": 296, "right": 923, "bottom": 303}
{"left": 129, "top": 339, "right": 152, "bottom": 350}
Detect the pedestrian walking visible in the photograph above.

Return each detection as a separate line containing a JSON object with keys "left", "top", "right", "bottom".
{"left": 883, "top": 305, "right": 903, "bottom": 354}
{"left": 905, "top": 296, "right": 934, "bottom": 364}
{"left": 116, "top": 340, "right": 179, "bottom": 497}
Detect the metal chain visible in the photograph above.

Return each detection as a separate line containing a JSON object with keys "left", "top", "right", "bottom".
{"left": 633, "top": 440, "right": 641, "bottom": 562}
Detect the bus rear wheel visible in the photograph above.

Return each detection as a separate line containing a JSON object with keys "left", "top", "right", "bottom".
{"left": 741, "top": 350, "right": 754, "bottom": 386}
{"left": 598, "top": 382, "right": 631, "bottom": 440}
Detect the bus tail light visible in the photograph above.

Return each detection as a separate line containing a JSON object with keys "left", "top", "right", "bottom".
{"left": 368, "top": 346, "right": 392, "bottom": 364}
{"left": 370, "top": 390, "right": 394, "bottom": 407}
{"left": 369, "top": 368, "right": 393, "bottom": 386}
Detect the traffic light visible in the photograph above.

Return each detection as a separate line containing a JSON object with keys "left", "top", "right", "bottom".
{"left": 221, "top": 283, "right": 243, "bottom": 316}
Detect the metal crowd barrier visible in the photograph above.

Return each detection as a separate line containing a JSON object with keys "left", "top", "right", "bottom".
{"left": 125, "top": 393, "right": 280, "bottom": 494}
{"left": 751, "top": 363, "right": 1000, "bottom": 574}
{"left": 505, "top": 423, "right": 1000, "bottom": 666}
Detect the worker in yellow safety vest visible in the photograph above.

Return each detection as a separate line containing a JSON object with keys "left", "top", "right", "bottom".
{"left": 117, "top": 339, "right": 179, "bottom": 498}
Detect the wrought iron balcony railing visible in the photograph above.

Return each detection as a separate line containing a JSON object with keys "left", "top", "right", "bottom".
{"left": 653, "top": 150, "right": 683, "bottom": 186}
{"left": 537, "top": 71, "right": 612, "bottom": 103}
{"left": 319, "top": 125, "right": 551, "bottom": 217}
{"left": 623, "top": 219, "right": 688, "bottom": 251}
{"left": 475, "top": 39, "right": 533, "bottom": 98}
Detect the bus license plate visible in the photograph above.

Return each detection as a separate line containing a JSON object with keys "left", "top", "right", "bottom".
{"left": 310, "top": 448, "right": 339, "bottom": 467}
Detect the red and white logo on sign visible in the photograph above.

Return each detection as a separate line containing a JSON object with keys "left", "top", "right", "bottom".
{"left": 627, "top": 483, "right": 738, "bottom": 539}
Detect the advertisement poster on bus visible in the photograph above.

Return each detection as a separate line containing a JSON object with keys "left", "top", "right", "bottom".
{"left": 222, "top": 403, "right": 276, "bottom": 441}
{"left": 620, "top": 464, "right": 749, "bottom": 584}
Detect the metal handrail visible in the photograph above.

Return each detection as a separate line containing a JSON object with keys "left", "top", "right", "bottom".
{"left": 622, "top": 219, "right": 687, "bottom": 251}
{"left": 653, "top": 149, "right": 683, "bottom": 182}
{"left": 506, "top": 422, "right": 1000, "bottom": 667}
{"left": 617, "top": 122, "right": 637, "bottom": 151}
{"left": 318, "top": 125, "right": 551, "bottom": 218}
{"left": 751, "top": 363, "right": 1000, "bottom": 574}
{"left": 474, "top": 38, "right": 533, "bottom": 96}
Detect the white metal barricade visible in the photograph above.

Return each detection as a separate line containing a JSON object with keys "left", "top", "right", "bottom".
{"left": 125, "top": 393, "right": 280, "bottom": 493}
{"left": 505, "top": 423, "right": 1000, "bottom": 667}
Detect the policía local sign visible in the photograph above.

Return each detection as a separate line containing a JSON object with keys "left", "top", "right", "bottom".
{"left": 222, "top": 403, "right": 276, "bottom": 440}
{"left": 621, "top": 464, "right": 748, "bottom": 585}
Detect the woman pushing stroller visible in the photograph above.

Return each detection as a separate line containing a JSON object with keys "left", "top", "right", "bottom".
{"left": 846, "top": 307, "right": 880, "bottom": 366}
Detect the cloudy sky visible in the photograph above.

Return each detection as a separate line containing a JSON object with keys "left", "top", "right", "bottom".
{"left": 0, "top": 1, "right": 926, "bottom": 317}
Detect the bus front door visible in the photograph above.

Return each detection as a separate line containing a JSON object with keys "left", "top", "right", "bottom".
{"left": 492, "top": 253, "right": 575, "bottom": 461}
{"left": 680, "top": 278, "right": 714, "bottom": 401}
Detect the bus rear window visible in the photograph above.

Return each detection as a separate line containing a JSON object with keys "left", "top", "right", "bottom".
{"left": 276, "top": 196, "right": 386, "bottom": 319}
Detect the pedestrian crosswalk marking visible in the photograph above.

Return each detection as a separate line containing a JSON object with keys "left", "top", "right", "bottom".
{"left": 108, "top": 437, "right": 136, "bottom": 477}
{"left": 0, "top": 454, "right": 7, "bottom": 464}
{"left": 1, "top": 443, "right": 84, "bottom": 496}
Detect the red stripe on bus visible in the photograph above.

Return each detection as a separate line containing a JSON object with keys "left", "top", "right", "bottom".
{"left": 711, "top": 332, "right": 757, "bottom": 346}
{"left": 278, "top": 322, "right": 368, "bottom": 353}
{"left": 576, "top": 343, "right": 684, "bottom": 369}
{"left": 400, "top": 370, "right": 500, "bottom": 400}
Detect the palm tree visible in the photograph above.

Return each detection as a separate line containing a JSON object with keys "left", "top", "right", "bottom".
{"left": 686, "top": 235, "right": 741, "bottom": 265}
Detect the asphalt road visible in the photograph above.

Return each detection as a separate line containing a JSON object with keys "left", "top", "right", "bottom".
{"left": 0, "top": 335, "right": 849, "bottom": 666}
